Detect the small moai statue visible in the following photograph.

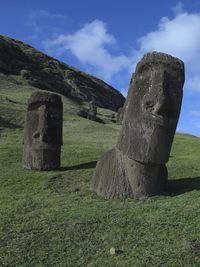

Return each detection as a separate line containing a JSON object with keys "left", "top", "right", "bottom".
{"left": 116, "top": 107, "right": 124, "bottom": 124}
{"left": 23, "top": 91, "right": 63, "bottom": 170}
{"left": 88, "top": 98, "right": 97, "bottom": 121}
{"left": 91, "top": 52, "right": 185, "bottom": 199}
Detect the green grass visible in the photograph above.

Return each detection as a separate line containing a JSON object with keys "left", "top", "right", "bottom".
{"left": 1, "top": 74, "right": 200, "bottom": 267}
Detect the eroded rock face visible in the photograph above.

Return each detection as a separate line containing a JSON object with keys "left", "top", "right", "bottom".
{"left": 91, "top": 52, "right": 185, "bottom": 199}
{"left": 23, "top": 91, "right": 63, "bottom": 170}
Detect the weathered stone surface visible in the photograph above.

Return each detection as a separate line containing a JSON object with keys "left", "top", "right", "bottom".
{"left": 117, "top": 52, "right": 184, "bottom": 164}
{"left": 88, "top": 99, "right": 97, "bottom": 121}
{"left": 0, "top": 35, "right": 125, "bottom": 111}
{"left": 91, "top": 148, "right": 133, "bottom": 198}
{"left": 116, "top": 107, "right": 124, "bottom": 124}
{"left": 91, "top": 147, "right": 167, "bottom": 199}
{"left": 91, "top": 52, "right": 184, "bottom": 199}
{"left": 23, "top": 91, "right": 63, "bottom": 170}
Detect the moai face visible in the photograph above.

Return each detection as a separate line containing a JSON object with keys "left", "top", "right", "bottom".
{"left": 117, "top": 52, "right": 185, "bottom": 164}
{"left": 23, "top": 91, "right": 63, "bottom": 170}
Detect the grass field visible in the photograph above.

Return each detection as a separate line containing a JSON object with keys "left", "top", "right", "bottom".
{"left": 1, "top": 74, "right": 200, "bottom": 267}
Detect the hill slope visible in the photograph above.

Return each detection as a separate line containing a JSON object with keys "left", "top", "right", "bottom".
{"left": 1, "top": 71, "right": 200, "bottom": 266}
{"left": 0, "top": 35, "right": 125, "bottom": 111}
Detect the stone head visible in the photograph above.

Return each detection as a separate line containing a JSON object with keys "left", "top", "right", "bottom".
{"left": 88, "top": 99, "right": 97, "bottom": 119}
{"left": 117, "top": 52, "right": 185, "bottom": 164}
{"left": 23, "top": 91, "right": 63, "bottom": 170}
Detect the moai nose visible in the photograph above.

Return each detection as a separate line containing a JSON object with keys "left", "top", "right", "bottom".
{"left": 152, "top": 94, "right": 169, "bottom": 117}
{"left": 152, "top": 71, "right": 169, "bottom": 117}
{"left": 144, "top": 70, "right": 169, "bottom": 117}
{"left": 39, "top": 105, "right": 49, "bottom": 142}
{"left": 32, "top": 105, "right": 49, "bottom": 142}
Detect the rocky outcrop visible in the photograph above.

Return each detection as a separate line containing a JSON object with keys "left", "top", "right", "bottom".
{"left": 0, "top": 35, "right": 125, "bottom": 111}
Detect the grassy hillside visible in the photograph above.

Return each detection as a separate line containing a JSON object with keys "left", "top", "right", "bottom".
{"left": 0, "top": 35, "right": 125, "bottom": 111}
{"left": 1, "top": 74, "right": 200, "bottom": 267}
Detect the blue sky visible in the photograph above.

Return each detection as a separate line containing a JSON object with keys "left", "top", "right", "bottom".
{"left": 1, "top": 0, "right": 200, "bottom": 136}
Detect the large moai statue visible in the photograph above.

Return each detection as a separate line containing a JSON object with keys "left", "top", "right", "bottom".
{"left": 23, "top": 91, "right": 63, "bottom": 170}
{"left": 91, "top": 52, "right": 185, "bottom": 199}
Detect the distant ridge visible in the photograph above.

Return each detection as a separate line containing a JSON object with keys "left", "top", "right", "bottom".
{"left": 0, "top": 35, "right": 125, "bottom": 111}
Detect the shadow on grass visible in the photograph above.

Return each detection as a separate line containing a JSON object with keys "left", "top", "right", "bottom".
{"left": 0, "top": 117, "right": 22, "bottom": 129}
{"left": 60, "top": 160, "right": 97, "bottom": 171}
{"left": 77, "top": 109, "right": 105, "bottom": 124}
{"left": 168, "top": 176, "right": 200, "bottom": 196}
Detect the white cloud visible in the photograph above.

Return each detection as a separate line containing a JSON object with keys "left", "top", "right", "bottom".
{"left": 134, "top": 7, "right": 200, "bottom": 92}
{"left": 172, "top": 2, "right": 184, "bottom": 15}
{"left": 189, "top": 110, "right": 200, "bottom": 130}
{"left": 177, "top": 127, "right": 192, "bottom": 134}
{"left": 190, "top": 110, "right": 200, "bottom": 118}
{"left": 137, "top": 13, "right": 200, "bottom": 61}
{"left": 43, "top": 20, "right": 131, "bottom": 80}
{"left": 40, "top": 4, "right": 200, "bottom": 94}
{"left": 26, "top": 10, "right": 67, "bottom": 41}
